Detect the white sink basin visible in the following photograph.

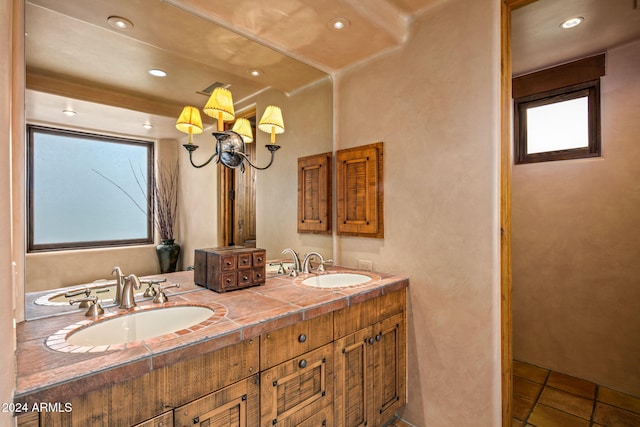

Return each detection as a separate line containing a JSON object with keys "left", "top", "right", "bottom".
{"left": 65, "top": 306, "right": 214, "bottom": 347}
{"left": 301, "top": 273, "right": 373, "bottom": 288}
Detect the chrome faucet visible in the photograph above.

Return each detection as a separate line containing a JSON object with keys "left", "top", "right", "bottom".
{"left": 302, "top": 252, "right": 333, "bottom": 274}
{"left": 120, "top": 274, "right": 142, "bottom": 309}
{"left": 281, "top": 248, "right": 301, "bottom": 272}
{"left": 112, "top": 266, "right": 125, "bottom": 305}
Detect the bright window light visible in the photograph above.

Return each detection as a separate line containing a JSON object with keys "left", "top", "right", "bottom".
{"left": 526, "top": 97, "right": 589, "bottom": 154}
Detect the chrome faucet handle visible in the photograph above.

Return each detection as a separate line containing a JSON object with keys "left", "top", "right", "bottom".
{"left": 65, "top": 288, "right": 92, "bottom": 307}
{"left": 69, "top": 296, "right": 104, "bottom": 317}
{"left": 317, "top": 259, "right": 334, "bottom": 272}
{"left": 153, "top": 283, "right": 180, "bottom": 304}
{"left": 141, "top": 278, "right": 168, "bottom": 298}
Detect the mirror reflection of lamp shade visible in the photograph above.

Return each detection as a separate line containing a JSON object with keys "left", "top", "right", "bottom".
{"left": 175, "top": 106, "right": 203, "bottom": 144}
{"left": 203, "top": 87, "right": 235, "bottom": 131}
{"left": 258, "top": 105, "right": 285, "bottom": 143}
{"left": 232, "top": 118, "right": 254, "bottom": 143}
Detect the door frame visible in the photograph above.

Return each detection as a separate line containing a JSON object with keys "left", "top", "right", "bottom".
{"left": 501, "top": 1, "right": 538, "bottom": 425}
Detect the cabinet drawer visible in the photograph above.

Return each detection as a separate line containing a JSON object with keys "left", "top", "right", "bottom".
{"left": 221, "top": 272, "right": 237, "bottom": 290}
{"left": 261, "top": 313, "right": 333, "bottom": 370}
{"left": 237, "top": 253, "right": 253, "bottom": 269}
{"left": 221, "top": 254, "right": 237, "bottom": 271}
{"left": 260, "top": 344, "right": 333, "bottom": 427}
{"left": 252, "top": 250, "right": 266, "bottom": 267}
{"left": 238, "top": 270, "right": 252, "bottom": 286}
{"left": 252, "top": 268, "right": 265, "bottom": 283}
{"left": 174, "top": 374, "right": 260, "bottom": 427}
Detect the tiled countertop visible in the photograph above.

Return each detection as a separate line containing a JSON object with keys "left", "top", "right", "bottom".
{"left": 14, "top": 267, "right": 408, "bottom": 404}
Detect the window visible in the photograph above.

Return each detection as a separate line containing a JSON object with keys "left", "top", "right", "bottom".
{"left": 513, "top": 54, "right": 604, "bottom": 164}
{"left": 28, "top": 125, "right": 153, "bottom": 251}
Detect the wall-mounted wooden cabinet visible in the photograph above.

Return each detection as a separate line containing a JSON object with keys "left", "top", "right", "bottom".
{"left": 298, "top": 152, "right": 332, "bottom": 234}
{"left": 336, "top": 142, "right": 384, "bottom": 238}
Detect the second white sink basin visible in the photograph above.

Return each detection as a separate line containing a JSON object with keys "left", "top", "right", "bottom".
{"left": 301, "top": 273, "right": 373, "bottom": 288}
{"left": 65, "top": 306, "right": 214, "bottom": 347}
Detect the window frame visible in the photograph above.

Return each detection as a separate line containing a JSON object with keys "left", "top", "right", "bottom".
{"left": 514, "top": 79, "right": 601, "bottom": 164}
{"left": 27, "top": 125, "right": 155, "bottom": 252}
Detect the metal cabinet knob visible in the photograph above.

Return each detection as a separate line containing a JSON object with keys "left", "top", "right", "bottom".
{"left": 298, "top": 334, "right": 307, "bottom": 343}
{"left": 299, "top": 359, "right": 307, "bottom": 368}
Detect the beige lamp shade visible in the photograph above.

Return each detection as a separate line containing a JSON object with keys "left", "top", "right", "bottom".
{"left": 176, "top": 106, "right": 203, "bottom": 144}
{"left": 203, "top": 87, "right": 235, "bottom": 131}
{"left": 258, "top": 105, "right": 285, "bottom": 143}
{"left": 232, "top": 118, "right": 253, "bottom": 143}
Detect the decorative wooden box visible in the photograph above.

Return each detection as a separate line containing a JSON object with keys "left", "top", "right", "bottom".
{"left": 194, "top": 246, "right": 266, "bottom": 292}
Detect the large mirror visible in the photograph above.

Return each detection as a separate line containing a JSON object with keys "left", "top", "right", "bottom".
{"left": 23, "top": 0, "right": 333, "bottom": 318}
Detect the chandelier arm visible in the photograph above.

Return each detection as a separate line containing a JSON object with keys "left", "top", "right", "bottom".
{"left": 183, "top": 144, "right": 219, "bottom": 168}
{"left": 233, "top": 145, "right": 280, "bottom": 170}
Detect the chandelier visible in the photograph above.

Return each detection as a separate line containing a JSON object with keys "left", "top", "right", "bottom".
{"left": 176, "top": 88, "right": 285, "bottom": 172}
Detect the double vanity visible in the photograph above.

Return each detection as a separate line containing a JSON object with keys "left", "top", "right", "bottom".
{"left": 15, "top": 265, "right": 408, "bottom": 427}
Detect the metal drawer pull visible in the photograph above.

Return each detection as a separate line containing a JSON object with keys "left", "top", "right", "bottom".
{"left": 299, "top": 359, "right": 307, "bottom": 368}
{"left": 298, "top": 334, "right": 307, "bottom": 343}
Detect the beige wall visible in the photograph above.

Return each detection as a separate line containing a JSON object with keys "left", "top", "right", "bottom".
{"left": 512, "top": 39, "right": 640, "bottom": 397}
{"left": 335, "top": 0, "right": 502, "bottom": 424}
{"left": 2, "top": 0, "right": 19, "bottom": 424}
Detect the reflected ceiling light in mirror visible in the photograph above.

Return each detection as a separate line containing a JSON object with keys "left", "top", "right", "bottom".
{"left": 142, "top": 123, "right": 153, "bottom": 130}
{"left": 248, "top": 68, "right": 263, "bottom": 77}
{"left": 177, "top": 89, "right": 284, "bottom": 172}
{"left": 328, "top": 17, "right": 350, "bottom": 31}
{"left": 107, "top": 16, "right": 133, "bottom": 31}
{"left": 148, "top": 69, "right": 167, "bottom": 77}
{"left": 62, "top": 109, "right": 76, "bottom": 116}
{"left": 560, "top": 17, "right": 584, "bottom": 29}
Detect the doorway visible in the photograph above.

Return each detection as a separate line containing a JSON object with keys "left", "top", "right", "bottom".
{"left": 220, "top": 110, "right": 257, "bottom": 247}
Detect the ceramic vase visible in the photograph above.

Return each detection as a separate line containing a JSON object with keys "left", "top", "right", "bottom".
{"left": 156, "top": 239, "right": 181, "bottom": 273}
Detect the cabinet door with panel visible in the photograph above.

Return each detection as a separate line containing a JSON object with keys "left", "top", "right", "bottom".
{"left": 174, "top": 374, "right": 260, "bottom": 427}
{"left": 334, "top": 313, "right": 405, "bottom": 427}
{"left": 260, "top": 343, "right": 333, "bottom": 427}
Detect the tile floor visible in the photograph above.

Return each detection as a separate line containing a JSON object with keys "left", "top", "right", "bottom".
{"left": 513, "top": 360, "right": 640, "bottom": 427}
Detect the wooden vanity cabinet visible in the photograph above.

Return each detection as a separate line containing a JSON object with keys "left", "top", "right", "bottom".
{"left": 17, "top": 290, "right": 405, "bottom": 427}
{"left": 333, "top": 290, "right": 406, "bottom": 427}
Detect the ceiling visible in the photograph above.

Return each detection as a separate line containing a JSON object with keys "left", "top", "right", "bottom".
{"left": 25, "top": 0, "right": 640, "bottom": 139}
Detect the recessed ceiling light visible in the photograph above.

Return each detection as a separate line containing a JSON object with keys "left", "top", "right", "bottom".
{"left": 328, "top": 17, "right": 350, "bottom": 31}
{"left": 148, "top": 69, "right": 167, "bottom": 77}
{"left": 62, "top": 109, "right": 76, "bottom": 117}
{"left": 248, "top": 68, "right": 263, "bottom": 77}
{"left": 560, "top": 17, "right": 584, "bottom": 29}
{"left": 142, "top": 123, "right": 153, "bottom": 129}
{"left": 107, "top": 16, "right": 134, "bottom": 31}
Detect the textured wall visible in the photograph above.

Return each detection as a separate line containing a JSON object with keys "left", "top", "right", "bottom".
{"left": 512, "top": 39, "right": 640, "bottom": 397}
{"left": 335, "top": 0, "right": 502, "bottom": 424}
